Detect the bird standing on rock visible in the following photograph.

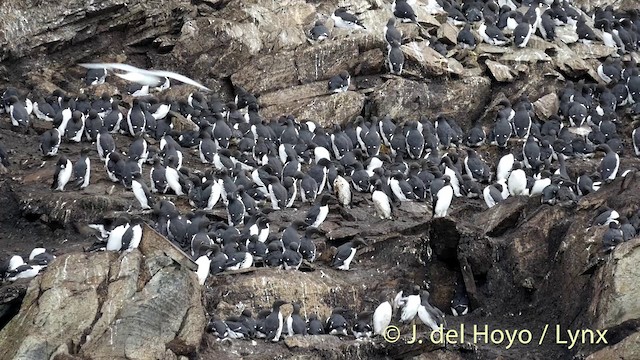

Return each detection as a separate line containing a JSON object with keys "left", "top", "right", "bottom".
{"left": 372, "top": 179, "right": 393, "bottom": 219}
{"left": 131, "top": 172, "right": 154, "bottom": 210}
{"left": 384, "top": 18, "right": 402, "bottom": 48}
{"left": 264, "top": 300, "right": 287, "bottom": 342}
{"left": 7, "top": 96, "right": 30, "bottom": 130}
{"left": 373, "top": 295, "right": 393, "bottom": 336}
{"left": 332, "top": 8, "right": 366, "bottom": 30}
{"left": 418, "top": 290, "right": 446, "bottom": 331}
{"left": 309, "top": 20, "right": 330, "bottom": 41}
{"left": 40, "top": 128, "right": 62, "bottom": 157}
{"left": 393, "top": 0, "right": 418, "bottom": 24}
{"left": 72, "top": 148, "right": 91, "bottom": 190}
{"left": 305, "top": 194, "right": 333, "bottom": 228}
{"left": 331, "top": 238, "right": 367, "bottom": 270}
{"left": 387, "top": 45, "right": 405, "bottom": 75}
{"left": 596, "top": 144, "right": 619, "bottom": 182}
{"left": 51, "top": 156, "right": 73, "bottom": 192}
{"left": 328, "top": 71, "right": 351, "bottom": 93}
{"left": 286, "top": 302, "right": 308, "bottom": 336}
{"left": 432, "top": 175, "right": 454, "bottom": 218}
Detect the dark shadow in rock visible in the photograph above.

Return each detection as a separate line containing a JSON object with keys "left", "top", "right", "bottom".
{"left": 428, "top": 217, "right": 460, "bottom": 265}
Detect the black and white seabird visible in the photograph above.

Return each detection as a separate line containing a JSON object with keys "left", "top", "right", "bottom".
{"left": 332, "top": 8, "right": 366, "bottom": 30}
{"left": 131, "top": 172, "right": 154, "bottom": 210}
{"left": 309, "top": 20, "right": 330, "bottom": 41}
{"left": 404, "top": 120, "right": 424, "bottom": 159}
{"left": 352, "top": 311, "right": 373, "bottom": 339}
{"left": 264, "top": 300, "right": 287, "bottom": 342}
{"left": 33, "top": 97, "right": 55, "bottom": 122}
{"left": 209, "top": 244, "right": 228, "bottom": 275}
{"left": 539, "top": 11, "right": 556, "bottom": 41}
{"left": 51, "top": 156, "right": 73, "bottom": 192}
{"left": 433, "top": 175, "right": 454, "bottom": 218}
{"left": 619, "top": 217, "right": 636, "bottom": 241}
{"left": 127, "top": 99, "right": 147, "bottom": 137}
{"left": 282, "top": 242, "right": 303, "bottom": 270}
{"left": 372, "top": 179, "right": 392, "bottom": 219}
{"left": 84, "top": 110, "right": 102, "bottom": 141}
{"left": 457, "top": 23, "right": 477, "bottom": 49}
{"left": 72, "top": 148, "right": 91, "bottom": 190}
{"left": 393, "top": 0, "right": 418, "bottom": 23}
{"left": 328, "top": 71, "right": 351, "bottom": 93}
{"left": 591, "top": 207, "right": 620, "bottom": 227}
{"left": 326, "top": 308, "right": 349, "bottom": 336}
{"left": 4, "top": 256, "right": 44, "bottom": 282}
{"left": 85, "top": 67, "right": 108, "bottom": 86}
{"left": 194, "top": 241, "right": 214, "bottom": 285}
{"left": 384, "top": 18, "right": 403, "bottom": 48}
{"left": 464, "top": 149, "right": 490, "bottom": 183}
{"left": 103, "top": 101, "right": 124, "bottom": 133}
{"left": 164, "top": 160, "right": 184, "bottom": 195}
{"left": 418, "top": 290, "right": 446, "bottom": 331}
{"left": 451, "top": 280, "right": 470, "bottom": 316}
{"left": 514, "top": 18, "right": 534, "bottom": 48}
{"left": 307, "top": 314, "right": 325, "bottom": 335}
{"left": 226, "top": 192, "right": 246, "bottom": 226}
{"left": 493, "top": 114, "right": 513, "bottom": 148}
{"left": 298, "top": 227, "right": 318, "bottom": 262}
{"left": 597, "top": 57, "right": 621, "bottom": 85}
{"left": 387, "top": 45, "right": 405, "bottom": 75}
{"left": 198, "top": 131, "right": 217, "bottom": 164}
{"left": 331, "top": 237, "right": 367, "bottom": 270}
{"left": 478, "top": 21, "right": 509, "bottom": 46}
{"left": 105, "top": 216, "right": 130, "bottom": 251}
{"left": 483, "top": 182, "right": 506, "bottom": 208}
{"left": 305, "top": 194, "right": 333, "bottom": 228}
{"left": 522, "top": 135, "right": 541, "bottom": 170}
{"left": 596, "top": 144, "right": 619, "bottom": 182}
{"left": 576, "top": 17, "right": 598, "bottom": 44}
{"left": 96, "top": 128, "right": 116, "bottom": 162}
{"left": 65, "top": 110, "right": 85, "bottom": 143}
{"left": 105, "top": 152, "right": 126, "bottom": 184}
{"left": 465, "top": 123, "right": 485, "bottom": 147}
{"left": 508, "top": 162, "right": 528, "bottom": 196}
{"left": 28, "top": 248, "right": 55, "bottom": 266}
{"left": 602, "top": 221, "right": 623, "bottom": 252}
{"left": 40, "top": 128, "right": 62, "bottom": 157}
{"left": 287, "top": 303, "right": 308, "bottom": 336}
{"left": 7, "top": 96, "right": 30, "bottom": 129}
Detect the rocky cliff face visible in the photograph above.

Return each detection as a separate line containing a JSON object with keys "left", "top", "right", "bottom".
{"left": 0, "top": 225, "right": 205, "bottom": 360}
{"left": 0, "top": 0, "right": 640, "bottom": 359}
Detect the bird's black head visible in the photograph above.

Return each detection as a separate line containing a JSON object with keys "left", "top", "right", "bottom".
{"left": 352, "top": 237, "right": 367, "bottom": 248}
{"left": 272, "top": 300, "right": 288, "bottom": 309}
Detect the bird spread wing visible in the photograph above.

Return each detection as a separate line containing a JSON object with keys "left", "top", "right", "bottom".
{"left": 79, "top": 63, "right": 210, "bottom": 91}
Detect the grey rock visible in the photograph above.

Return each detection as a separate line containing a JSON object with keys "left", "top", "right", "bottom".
{"left": 261, "top": 86, "right": 366, "bottom": 127}
{"left": 0, "top": 228, "right": 205, "bottom": 360}
{"left": 485, "top": 60, "right": 517, "bottom": 82}
{"left": 592, "top": 238, "right": 640, "bottom": 329}
{"left": 533, "top": 93, "right": 560, "bottom": 121}
{"left": 401, "top": 41, "right": 463, "bottom": 77}
{"left": 369, "top": 76, "right": 491, "bottom": 127}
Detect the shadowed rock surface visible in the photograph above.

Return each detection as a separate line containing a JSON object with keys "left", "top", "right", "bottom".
{"left": 0, "top": 226, "right": 204, "bottom": 360}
